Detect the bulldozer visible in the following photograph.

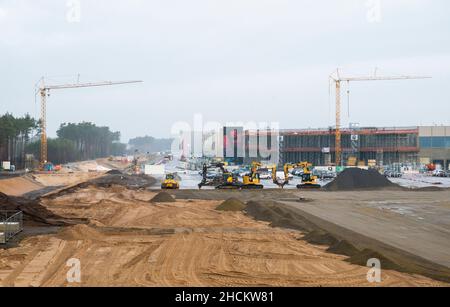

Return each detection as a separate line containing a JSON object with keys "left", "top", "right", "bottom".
{"left": 161, "top": 173, "right": 180, "bottom": 190}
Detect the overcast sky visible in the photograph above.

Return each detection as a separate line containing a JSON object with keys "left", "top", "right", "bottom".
{"left": 1, "top": 0, "right": 449, "bottom": 141}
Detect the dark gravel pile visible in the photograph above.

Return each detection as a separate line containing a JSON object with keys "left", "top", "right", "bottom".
{"left": 324, "top": 168, "right": 399, "bottom": 191}
{"left": 106, "top": 170, "right": 123, "bottom": 175}
{"left": 150, "top": 192, "right": 176, "bottom": 203}
{"left": 216, "top": 198, "right": 246, "bottom": 212}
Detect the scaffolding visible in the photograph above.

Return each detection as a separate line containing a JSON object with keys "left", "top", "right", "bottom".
{"left": 281, "top": 127, "right": 419, "bottom": 167}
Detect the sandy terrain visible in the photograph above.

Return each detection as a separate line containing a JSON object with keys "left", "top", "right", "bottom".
{"left": 32, "top": 173, "right": 102, "bottom": 188}
{"left": 0, "top": 177, "right": 44, "bottom": 197}
{"left": 0, "top": 185, "right": 443, "bottom": 287}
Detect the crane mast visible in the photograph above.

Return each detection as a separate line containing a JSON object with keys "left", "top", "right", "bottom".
{"left": 329, "top": 70, "right": 430, "bottom": 167}
{"left": 38, "top": 78, "right": 143, "bottom": 166}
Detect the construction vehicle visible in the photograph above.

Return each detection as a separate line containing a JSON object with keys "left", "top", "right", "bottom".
{"left": 271, "top": 165, "right": 288, "bottom": 188}
{"left": 161, "top": 173, "right": 180, "bottom": 190}
{"left": 273, "top": 162, "right": 321, "bottom": 189}
{"left": 295, "top": 162, "right": 321, "bottom": 189}
{"left": 217, "top": 172, "right": 243, "bottom": 190}
{"left": 241, "top": 162, "right": 264, "bottom": 189}
{"left": 199, "top": 162, "right": 260, "bottom": 190}
{"left": 199, "top": 163, "right": 236, "bottom": 189}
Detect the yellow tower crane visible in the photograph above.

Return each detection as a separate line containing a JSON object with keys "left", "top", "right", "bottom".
{"left": 38, "top": 78, "right": 143, "bottom": 166}
{"left": 329, "top": 69, "right": 430, "bottom": 167}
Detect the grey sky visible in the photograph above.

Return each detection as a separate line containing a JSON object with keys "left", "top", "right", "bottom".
{"left": 1, "top": 0, "right": 449, "bottom": 142}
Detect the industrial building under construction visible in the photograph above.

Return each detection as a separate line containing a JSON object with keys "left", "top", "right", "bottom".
{"left": 220, "top": 125, "right": 450, "bottom": 170}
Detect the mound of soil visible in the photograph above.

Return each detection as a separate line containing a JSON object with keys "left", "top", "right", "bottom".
{"left": 0, "top": 192, "right": 86, "bottom": 226}
{"left": 57, "top": 224, "right": 104, "bottom": 241}
{"left": 326, "top": 240, "right": 360, "bottom": 257}
{"left": 48, "top": 174, "right": 157, "bottom": 199}
{"left": 90, "top": 174, "right": 156, "bottom": 190}
{"left": 347, "top": 248, "right": 402, "bottom": 271}
{"left": 150, "top": 192, "right": 176, "bottom": 203}
{"left": 303, "top": 230, "right": 339, "bottom": 246}
{"left": 216, "top": 198, "right": 246, "bottom": 212}
{"left": 324, "top": 168, "right": 399, "bottom": 191}
{"left": 245, "top": 201, "right": 317, "bottom": 231}
{"left": 106, "top": 170, "right": 123, "bottom": 175}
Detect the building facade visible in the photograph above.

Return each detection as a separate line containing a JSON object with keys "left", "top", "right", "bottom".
{"left": 419, "top": 126, "right": 450, "bottom": 170}
{"left": 280, "top": 127, "right": 420, "bottom": 167}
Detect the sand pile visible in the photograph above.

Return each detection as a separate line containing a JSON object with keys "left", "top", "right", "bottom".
{"left": 324, "top": 168, "right": 399, "bottom": 191}
{"left": 48, "top": 174, "right": 157, "bottom": 199}
{"left": 57, "top": 224, "right": 104, "bottom": 241}
{"left": 0, "top": 176, "right": 43, "bottom": 196}
{"left": 216, "top": 198, "right": 246, "bottom": 212}
{"left": 150, "top": 192, "right": 176, "bottom": 203}
{"left": 0, "top": 192, "right": 86, "bottom": 226}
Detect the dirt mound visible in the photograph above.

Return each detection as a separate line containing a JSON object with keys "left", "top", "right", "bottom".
{"left": 90, "top": 174, "right": 156, "bottom": 189}
{"left": 0, "top": 192, "right": 87, "bottom": 226}
{"left": 303, "top": 230, "right": 339, "bottom": 246}
{"left": 347, "top": 248, "right": 402, "bottom": 271}
{"left": 106, "top": 170, "right": 123, "bottom": 175}
{"left": 150, "top": 192, "right": 176, "bottom": 203}
{"left": 47, "top": 174, "right": 157, "bottom": 199}
{"left": 327, "top": 240, "right": 360, "bottom": 257}
{"left": 216, "top": 198, "right": 246, "bottom": 212}
{"left": 245, "top": 201, "right": 317, "bottom": 231}
{"left": 0, "top": 176, "right": 43, "bottom": 196}
{"left": 324, "top": 168, "right": 399, "bottom": 191}
{"left": 57, "top": 224, "right": 104, "bottom": 241}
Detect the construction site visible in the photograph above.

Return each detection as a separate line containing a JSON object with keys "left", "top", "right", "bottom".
{"left": 1, "top": 1, "right": 449, "bottom": 290}
{"left": 0, "top": 69, "right": 448, "bottom": 288}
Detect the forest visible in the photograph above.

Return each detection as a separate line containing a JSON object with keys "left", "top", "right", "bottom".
{"left": 128, "top": 135, "right": 173, "bottom": 154}
{"left": 0, "top": 113, "right": 126, "bottom": 168}
{"left": 0, "top": 113, "right": 37, "bottom": 169}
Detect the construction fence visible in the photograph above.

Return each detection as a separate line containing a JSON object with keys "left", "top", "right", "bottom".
{"left": 0, "top": 211, "right": 23, "bottom": 244}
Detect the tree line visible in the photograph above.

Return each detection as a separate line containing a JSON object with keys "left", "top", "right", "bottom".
{"left": 27, "top": 122, "right": 127, "bottom": 165}
{"left": 1, "top": 113, "right": 127, "bottom": 168}
{"left": 128, "top": 135, "right": 173, "bottom": 154}
{"left": 0, "top": 113, "right": 37, "bottom": 169}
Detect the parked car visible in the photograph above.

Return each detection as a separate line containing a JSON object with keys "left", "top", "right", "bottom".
{"left": 320, "top": 171, "right": 337, "bottom": 180}
{"left": 259, "top": 172, "right": 272, "bottom": 180}
{"left": 432, "top": 170, "right": 447, "bottom": 177}
{"left": 384, "top": 170, "right": 402, "bottom": 178}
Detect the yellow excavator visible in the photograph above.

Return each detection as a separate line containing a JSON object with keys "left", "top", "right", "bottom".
{"left": 272, "top": 162, "right": 321, "bottom": 189}
{"left": 199, "top": 163, "right": 242, "bottom": 190}
{"left": 161, "top": 173, "right": 180, "bottom": 190}
{"left": 241, "top": 162, "right": 264, "bottom": 189}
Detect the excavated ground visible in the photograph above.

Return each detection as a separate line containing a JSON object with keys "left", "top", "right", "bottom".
{"left": 0, "top": 182, "right": 445, "bottom": 287}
